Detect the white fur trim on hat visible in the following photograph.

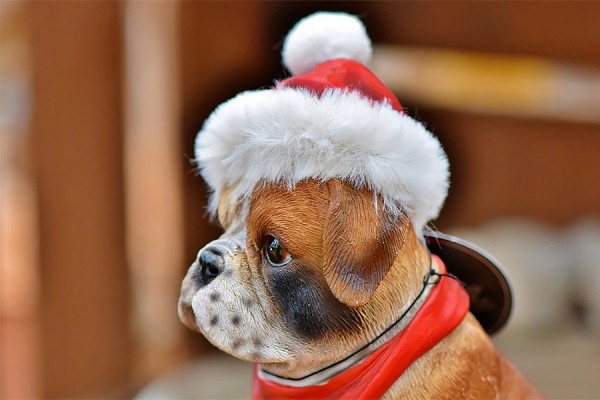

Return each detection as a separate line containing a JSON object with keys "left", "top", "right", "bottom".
{"left": 282, "top": 12, "right": 372, "bottom": 76}
{"left": 195, "top": 88, "right": 449, "bottom": 233}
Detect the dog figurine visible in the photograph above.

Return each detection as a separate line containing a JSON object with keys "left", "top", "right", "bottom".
{"left": 179, "top": 12, "right": 541, "bottom": 399}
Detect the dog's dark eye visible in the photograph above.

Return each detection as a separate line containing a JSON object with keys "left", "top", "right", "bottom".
{"left": 264, "top": 235, "right": 292, "bottom": 267}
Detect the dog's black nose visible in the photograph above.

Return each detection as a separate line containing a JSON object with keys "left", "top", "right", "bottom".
{"left": 197, "top": 247, "right": 225, "bottom": 285}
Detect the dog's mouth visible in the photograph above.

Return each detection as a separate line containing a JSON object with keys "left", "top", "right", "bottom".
{"left": 260, "top": 361, "right": 292, "bottom": 372}
{"left": 178, "top": 300, "right": 200, "bottom": 333}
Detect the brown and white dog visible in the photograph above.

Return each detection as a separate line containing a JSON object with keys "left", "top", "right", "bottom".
{"left": 179, "top": 180, "right": 540, "bottom": 399}
{"left": 178, "top": 12, "right": 541, "bottom": 399}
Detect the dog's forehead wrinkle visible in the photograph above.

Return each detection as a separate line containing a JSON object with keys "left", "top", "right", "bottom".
{"left": 214, "top": 227, "right": 248, "bottom": 256}
{"left": 217, "top": 192, "right": 250, "bottom": 232}
{"left": 221, "top": 218, "right": 248, "bottom": 242}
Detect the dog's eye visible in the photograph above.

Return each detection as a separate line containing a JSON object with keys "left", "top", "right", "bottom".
{"left": 264, "top": 235, "right": 292, "bottom": 267}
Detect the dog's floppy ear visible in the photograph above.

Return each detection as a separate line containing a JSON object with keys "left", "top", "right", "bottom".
{"left": 323, "top": 179, "right": 409, "bottom": 307}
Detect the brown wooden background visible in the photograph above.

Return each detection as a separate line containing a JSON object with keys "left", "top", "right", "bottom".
{"left": 1, "top": 1, "right": 599, "bottom": 398}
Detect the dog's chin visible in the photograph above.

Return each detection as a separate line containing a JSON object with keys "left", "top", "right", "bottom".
{"left": 195, "top": 313, "right": 299, "bottom": 369}
{"left": 185, "top": 276, "right": 305, "bottom": 368}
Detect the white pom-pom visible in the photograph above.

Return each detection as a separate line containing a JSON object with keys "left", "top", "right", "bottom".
{"left": 282, "top": 12, "right": 372, "bottom": 76}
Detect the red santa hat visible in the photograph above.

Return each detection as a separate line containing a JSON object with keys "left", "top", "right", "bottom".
{"left": 195, "top": 12, "right": 449, "bottom": 234}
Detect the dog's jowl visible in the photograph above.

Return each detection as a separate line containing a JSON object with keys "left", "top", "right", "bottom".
{"left": 179, "top": 12, "right": 542, "bottom": 400}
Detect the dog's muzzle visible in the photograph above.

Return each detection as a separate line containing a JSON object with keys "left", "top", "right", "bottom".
{"left": 178, "top": 239, "right": 241, "bottom": 331}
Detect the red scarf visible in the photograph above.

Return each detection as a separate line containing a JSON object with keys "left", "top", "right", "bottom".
{"left": 253, "top": 256, "right": 469, "bottom": 400}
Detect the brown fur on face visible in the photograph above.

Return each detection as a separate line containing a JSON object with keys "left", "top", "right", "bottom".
{"left": 249, "top": 179, "right": 410, "bottom": 307}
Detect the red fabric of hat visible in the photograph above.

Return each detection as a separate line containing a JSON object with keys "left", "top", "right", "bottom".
{"left": 277, "top": 59, "right": 405, "bottom": 114}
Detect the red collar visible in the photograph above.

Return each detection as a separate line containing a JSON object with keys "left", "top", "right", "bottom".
{"left": 252, "top": 256, "right": 470, "bottom": 400}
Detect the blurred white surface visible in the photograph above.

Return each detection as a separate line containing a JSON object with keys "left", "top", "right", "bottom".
{"left": 135, "top": 354, "right": 252, "bottom": 400}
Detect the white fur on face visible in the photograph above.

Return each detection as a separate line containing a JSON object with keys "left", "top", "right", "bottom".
{"left": 187, "top": 239, "right": 308, "bottom": 369}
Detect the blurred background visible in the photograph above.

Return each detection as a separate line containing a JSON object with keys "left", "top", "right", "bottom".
{"left": 1, "top": 1, "right": 599, "bottom": 399}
